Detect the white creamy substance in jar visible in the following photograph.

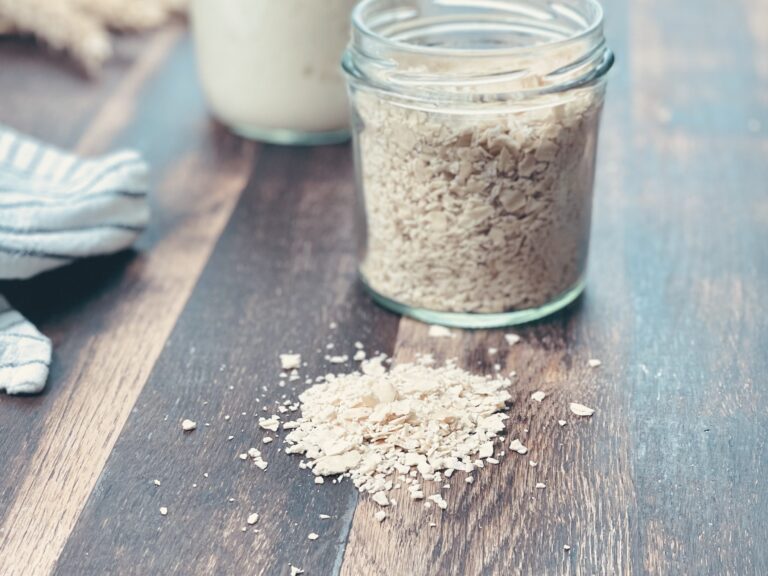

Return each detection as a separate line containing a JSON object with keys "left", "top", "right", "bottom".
{"left": 191, "top": 0, "right": 356, "bottom": 139}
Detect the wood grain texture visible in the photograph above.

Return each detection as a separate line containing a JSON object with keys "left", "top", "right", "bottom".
{"left": 0, "top": 30, "right": 254, "bottom": 576}
{"left": 54, "top": 144, "right": 401, "bottom": 575}
{"left": 1, "top": 0, "right": 767, "bottom": 573}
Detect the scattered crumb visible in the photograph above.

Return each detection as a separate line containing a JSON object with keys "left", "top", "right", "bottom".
{"left": 259, "top": 416, "right": 281, "bottom": 432}
{"left": 247, "top": 513, "right": 259, "bottom": 525}
{"left": 181, "top": 419, "right": 197, "bottom": 432}
{"left": 280, "top": 354, "right": 302, "bottom": 370}
{"left": 509, "top": 439, "right": 528, "bottom": 454}
{"left": 505, "top": 333, "right": 521, "bottom": 346}
{"left": 531, "top": 390, "right": 547, "bottom": 403}
{"left": 152, "top": 479, "right": 161, "bottom": 486}
{"left": 558, "top": 420, "right": 567, "bottom": 427}
{"left": 328, "top": 355, "right": 349, "bottom": 364}
{"left": 427, "top": 325, "right": 454, "bottom": 338}
{"left": 290, "top": 566, "right": 304, "bottom": 576}
{"left": 569, "top": 402, "right": 595, "bottom": 417}
{"left": 486, "top": 457, "right": 499, "bottom": 464}
{"left": 535, "top": 482, "right": 546, "bottom": 490}
{"left": 314, "top": 477, "right": 325, "bottom": 485}
{"left": 263, "top": 437, "right": 274, "bottom": 444}
{"left": 159, "top": 507, "right": 168, "bottom": 516}
{"left": 308, "top": 532, "right": 319, "bottom": 541}
{"left": 488, "top": 347, "right": 498, "bottom": 356}
{"left": 429, "top": 522, "right": 437, "bottom": 528}
{"left": 588, "top": 358, "right": 602, "bottom": 368}
{"left": 353, "top": 350, "right": 366, "bottom": 361}
{"left": 564, "top": 544, "right": 571, "bottom": 551}
{"left": 374, "top": 510, "right": 387, "bottom": 522}
{"left": 428, "top": 494, "right": 448, "bottom": 510}
{"left": 319, "top": 514, "right": 331, "bottom": 520}
{"left": 465, "top": 476, "right": 474, "bottom": 484}
{"left": 372, "top": 492, "right": 390, "bottom": 507}
{"left": 329, "top": 321, "right": 338, "bottom": 329}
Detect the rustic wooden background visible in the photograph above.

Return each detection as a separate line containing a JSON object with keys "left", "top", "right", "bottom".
{"left": 0, "top": 0, "right": 766, "bottom": 574}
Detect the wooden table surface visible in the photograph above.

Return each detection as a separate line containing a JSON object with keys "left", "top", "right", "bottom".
{"left": 1, "top": 2, "right": 766, "bottom": 574}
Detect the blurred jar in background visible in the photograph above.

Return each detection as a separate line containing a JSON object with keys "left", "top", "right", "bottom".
{"left": 190, "top": 0, "right": 357, "bottom": 145}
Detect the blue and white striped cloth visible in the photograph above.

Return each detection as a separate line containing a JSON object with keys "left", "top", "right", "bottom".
{"left": 0, "top": 124, "right": 150, "bottom": 394}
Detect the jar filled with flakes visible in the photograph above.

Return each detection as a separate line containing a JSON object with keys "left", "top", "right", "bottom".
{"left": 343, "top": 0, "right": 614, "bottom": 327}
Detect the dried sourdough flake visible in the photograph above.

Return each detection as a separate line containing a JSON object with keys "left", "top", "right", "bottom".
{"left": 247, "top": 513, "right": 259, "bottom": 525}
{"left": 356, "top": 90, "right": 600, "bottom": 313}
{"left": 588, "top": 358, "right": 602, "bottom": 368}
{"left": 285, "top": 359, "right": 511, "bottom": 512}
{"left": 308, "top": 532, "right": 319, "bottom": 541}
{"left": 509, "top": 439, "right": 528, "bottom": 454}
{"left": 427, "top": 325, "right": 454, "bottom": 338}
{"left": 428, "top": 494, "right": 448, "bottom": 510}
{"left": 159, "top": 507, "right": 168, "bottom": 516}
{"left": 258, "top": 416, "right": 280, "bottom": 432}
{"left": 531, "top": 390, "right": 547, "bottom": 403}
{"left": 280, "top": 354, "right": 302, "bottom": 370}
{"left": 569, "top": 402, "right": 595, "bottom": 417}
{"left": 372, "top": 492, "right": 390, "bottom": 507}
{"left": 181, "top": 419, "right": 197, "bottom": 432}
{"left": 505, "top": 334, "right": 522, "bottom": 346}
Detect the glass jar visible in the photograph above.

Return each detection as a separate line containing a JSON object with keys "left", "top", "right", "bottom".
{"left": 343, "top": 0, "right": 614, "bottom": 328}
{"left": 190, "top": 0, "right": 358, "bottom": 145}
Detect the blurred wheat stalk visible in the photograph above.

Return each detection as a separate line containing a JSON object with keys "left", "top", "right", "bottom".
{"left": 0, "top": 0, "right": 188, "bottom": 75}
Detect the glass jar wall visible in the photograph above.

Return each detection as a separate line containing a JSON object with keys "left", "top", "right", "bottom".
{"left": 344, "top": 0, "right": 614, "bottom": 327}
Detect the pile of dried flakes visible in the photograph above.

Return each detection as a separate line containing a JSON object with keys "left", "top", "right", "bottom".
{"left": 284, "top": 354, "right": 512, "bottom": 515}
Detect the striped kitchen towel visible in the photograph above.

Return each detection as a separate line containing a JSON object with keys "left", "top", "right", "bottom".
{"left": 0, "top": 124, "right": 150, "bottom": 394}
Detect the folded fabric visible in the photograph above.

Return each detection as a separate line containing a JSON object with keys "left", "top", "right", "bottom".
{"left": 0, "top": 124, "right": 150, "bottom": 394}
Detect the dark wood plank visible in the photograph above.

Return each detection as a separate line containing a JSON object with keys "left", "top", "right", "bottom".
{"left": 0, "top": 29, "right": 255, "bottom": 576}
{"left": 54, "top": 143, "right": 401, "bottom": 576}
{"left": 623, "top": 0, "right": 768, "bottom": 573}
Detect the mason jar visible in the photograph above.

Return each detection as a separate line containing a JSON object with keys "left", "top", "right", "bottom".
{"left": 343, "top": 0, "right": 614, "bottom": 328}
{"left": 190, "top": 0, "right": 358, "bottom": 145}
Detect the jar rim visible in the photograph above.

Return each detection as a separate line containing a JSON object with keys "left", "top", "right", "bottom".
{"left": 350, "top": 0, "right": 607, "bottom": 58}
{"left": 344, "top": 0, "right": 614, "bottom": 103}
